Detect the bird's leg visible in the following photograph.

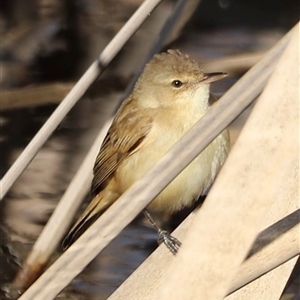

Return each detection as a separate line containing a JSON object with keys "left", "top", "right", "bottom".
{"left": 143, "top": 209, "right": 181, "bottom": 255}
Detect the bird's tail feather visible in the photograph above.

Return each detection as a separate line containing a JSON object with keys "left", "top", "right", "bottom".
{"left": 62, "top": 192, "right": 113, "bottom": 250}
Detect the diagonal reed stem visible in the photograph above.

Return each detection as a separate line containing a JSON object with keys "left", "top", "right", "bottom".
{"left": 0, "top": 0, "right": 163, "bottom": 199}
{"left": 17, "top": 22, "right": 297, "bottom": 300}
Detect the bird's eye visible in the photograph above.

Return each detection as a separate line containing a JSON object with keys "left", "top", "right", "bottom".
{"left": 171, "top": 80, "right": 183, "bottom": 88}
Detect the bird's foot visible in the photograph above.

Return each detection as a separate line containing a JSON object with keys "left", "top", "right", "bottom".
{"left": 158, "top": 230, "right": 181, "bottom": 255}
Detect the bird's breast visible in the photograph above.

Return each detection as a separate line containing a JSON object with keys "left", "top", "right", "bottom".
{"left": 115, "top": 107, "right": 229, "bottom": 213}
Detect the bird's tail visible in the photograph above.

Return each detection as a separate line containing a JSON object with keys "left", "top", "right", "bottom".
{"left": 62, "top": 191, "right": 115, "bottom": 250}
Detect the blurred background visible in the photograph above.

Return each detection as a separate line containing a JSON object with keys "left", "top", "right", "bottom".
{"left": 0, "top": 0, "right": 299, "bottom": 299}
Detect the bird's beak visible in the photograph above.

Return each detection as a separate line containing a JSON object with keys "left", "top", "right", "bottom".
{"left": 200, "top": 72, "right": 228, "bottom": 84}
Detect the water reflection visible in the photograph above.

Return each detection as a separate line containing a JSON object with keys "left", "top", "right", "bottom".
{"left": 1, "top": 24, "right": 297, "bottom": 300}
{"left": 0, "top": 91, "right": 123, "bottom": 299}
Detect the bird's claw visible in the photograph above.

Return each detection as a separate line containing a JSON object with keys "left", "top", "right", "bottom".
{"left": 158, "top": 230, "right": 181, "bottom": 255}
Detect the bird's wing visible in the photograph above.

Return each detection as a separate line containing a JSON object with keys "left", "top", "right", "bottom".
{"left": 91, "top": 107, "right": 153, "bottom": 196}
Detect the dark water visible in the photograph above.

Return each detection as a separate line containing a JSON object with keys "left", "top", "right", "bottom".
{"left": 1, "top": 1, "right": 299, "bottom": 299}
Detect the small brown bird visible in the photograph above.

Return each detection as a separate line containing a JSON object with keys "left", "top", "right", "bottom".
{"left": 63, "top": 49, "right": 230, "bottom": 254}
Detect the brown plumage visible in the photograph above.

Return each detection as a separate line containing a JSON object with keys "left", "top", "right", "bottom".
{"left": 63, "top": 49, "right": 230, "bottom": 251}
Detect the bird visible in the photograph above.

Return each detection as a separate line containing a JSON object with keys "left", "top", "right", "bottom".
{"left": 62, "top": 49, "right": 230, "bottom": 254}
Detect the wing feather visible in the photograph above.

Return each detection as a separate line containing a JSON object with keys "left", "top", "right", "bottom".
{"left": 91, "top": 105, "right": 153, "bottom": 196}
